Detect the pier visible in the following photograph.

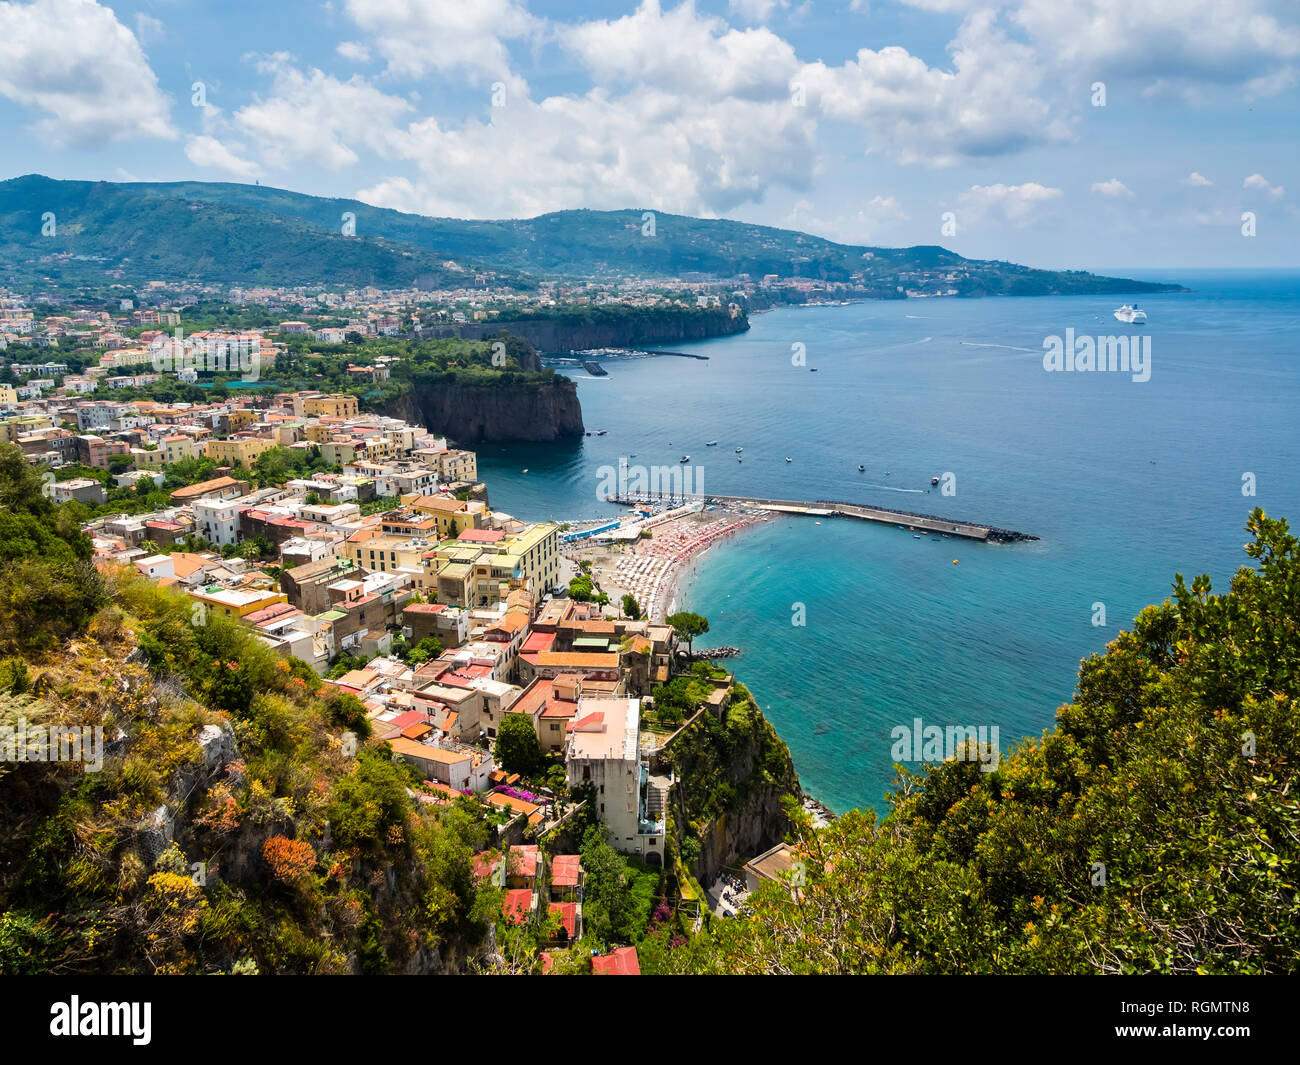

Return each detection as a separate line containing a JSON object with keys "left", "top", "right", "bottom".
{"left": 605, "top": 493, "right": 1036, "bottom": 543}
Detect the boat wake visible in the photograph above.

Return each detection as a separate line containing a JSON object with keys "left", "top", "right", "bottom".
{"left": 864, "top": 483, "right": 925, "bottom": 493}
{"left": 960, "top": 341, "right": 1038, "bottom": 353}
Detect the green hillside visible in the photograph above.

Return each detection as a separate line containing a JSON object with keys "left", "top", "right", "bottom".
{"left": 0, "top": 175, "right": 1180, "bottom": 294}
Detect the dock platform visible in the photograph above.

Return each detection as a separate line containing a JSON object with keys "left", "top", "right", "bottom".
{"left": 606, "top": 493, "right": 1036, "bottom": 543}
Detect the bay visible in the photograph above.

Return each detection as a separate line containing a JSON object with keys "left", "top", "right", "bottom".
{"left": 475, "top": 269, "right": 1300, "bottom": 813}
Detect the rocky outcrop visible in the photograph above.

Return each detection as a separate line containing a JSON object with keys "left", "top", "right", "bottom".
{"left": 666, "top": 686, "right": 801, "bottom": 884}
{"left": 428, "top": 308, "right": 749, "bottom": 352}
{"left": 384, "top": 374, "right": 584, "bottom": 443}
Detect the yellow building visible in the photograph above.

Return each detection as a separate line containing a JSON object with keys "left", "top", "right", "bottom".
{"left": 343, "top": 531, "right": 438, "bottom": 593}
{"left": 394, "top": 495, "right": 485, "bottom": 537}
{"left": 0, "top": 414, "right": 55, "bottom": 444}
{"left": 426, "top": 522, "right": 560, "bottom": 607}
{"left": 304, "top": 394, "right": 359, "bottom": 419}
{"left": 223, "top": 409, "right": 257, "bottom": 432}
{"left": 188, "top": 586, "right": 288, "bottom": 620}
{"left": 204, "top": 436, "right": 276, "bottom": 467}
{"left": 436, "top": 448, "right": 478, "bottom": 483}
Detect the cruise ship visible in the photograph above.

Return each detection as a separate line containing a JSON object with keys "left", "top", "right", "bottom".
{"left": 1114, "top": 304, "right": 1148, "bottom": 324}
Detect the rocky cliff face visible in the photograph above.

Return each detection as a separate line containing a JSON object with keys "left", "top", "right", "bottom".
{"left": 385, "top": 375, "right": 584, "bottom": 443}
{"left": 665, "top": 686, "right": 801, "bottom": 884}
{"left": 429, "top": 310, "right": 748, "bottom": 352}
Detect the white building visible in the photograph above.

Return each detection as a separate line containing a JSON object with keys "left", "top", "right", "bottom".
{"left": 565, "top": 696, "right": 666, "bottom": 865}
{"left": 194, "top": 497, "right": 243, "bottom": 547}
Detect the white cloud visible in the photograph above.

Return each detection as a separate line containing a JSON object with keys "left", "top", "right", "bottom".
{"left": 134, "top": 12, "right": 163, "bottom": 42}
{"left": 801, "top": 10, "right": 1071, "bottom": 166}
{"left": 783, "top": 193, "right": 908, "bottom": 242}
{"left": 728, "top": 0, "right": 788, "bottom": 22}
{"left": 1014, "top": 0, "right": 1300, "bottom": 99}
{"left": 958, "top": 182, "right": 1063, "bottom": 227}
{"left": 1243, "top": 172, "right": 1284, "bottom": 199}
{"left": 342, "top": 0, "right": 536, "bottom": 85}
{"left": 563, "top": 1, "right": 799, "bottom": 102}
{"left": 1183, "top": 171, "right": 1213, "bottom": 187}
{"left": 0, "top": 0, "right": 175, "bottom": 145}
{"left": 357, "top": 86, "right": 817, "bottom": 218}
{"left": 337, "top": 41, "right": 371, "bottom": 63}
{"left": 184, "top": 135, "right": 261, "bottom": 179}
{"left": 231, "top": 55, "right": 415, "bottom": 170}
{"left": 1091, "top": 178, "right": 1134, "bottom": 198}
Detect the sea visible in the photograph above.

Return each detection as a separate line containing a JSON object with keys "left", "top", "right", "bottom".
{"left": 473, "top": 269, "right": 1300, "bottom": 815}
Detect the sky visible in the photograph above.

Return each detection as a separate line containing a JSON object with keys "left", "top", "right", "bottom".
{"left": 0, "top": 0, "right": 1297, "bottom": 270}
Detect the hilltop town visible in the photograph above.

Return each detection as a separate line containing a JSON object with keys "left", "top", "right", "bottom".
{"left": 0, "top": 287, "right": 809, "bottom": 975}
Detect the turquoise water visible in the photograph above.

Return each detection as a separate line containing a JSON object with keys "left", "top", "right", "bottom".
{"left": 476, "top": 270, "right": 1300, "bottom": 814}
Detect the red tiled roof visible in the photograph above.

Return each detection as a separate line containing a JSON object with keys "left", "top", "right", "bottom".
{"left": 503, "top": 889, "right": 533, "bottom": 924}
{"left": 386, "top": 709, "right": 427, "bottom": 731}
{"left": 472, "top": 851, "right": 498, "bottom": 882}
{"left": 592, "top": 946, "right": 640, "bottom": 975}
{"left": 550, "top": 854, "right": 581, "bottom": 888}
{"left": 548, "top": 902, "right": 577, "bottom": 939}
{"left": 521, "top": 631, "right": 557, "bottom": 653}
{"left": 508, "top": 845, "right": 539, "bottom": 879}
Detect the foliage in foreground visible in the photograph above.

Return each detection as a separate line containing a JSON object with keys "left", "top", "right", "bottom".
{"left": 693, "top": 510, "right": 1299, "bottom": 974}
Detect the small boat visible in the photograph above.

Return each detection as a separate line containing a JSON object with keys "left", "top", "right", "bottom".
{"left": 679, "top": 455, "right": 690, "bottom": 463}
{"left": 521, "top": 468, "right": 529, "bottom": 474}
{"left": 785, "top": 456, "right": 792, "bottom": 463}
{"left": 735, "top": 447, "right": 744, "bottom": 453}
{"left": 596, "top": 429, "right": 607, "bottom": 436}
{"left": 858, "top": 464, "right": 865, "bottom": 472}
{"left": 810, "top": 368, "right": 818, "bottom": 372}
{"left": 706, "top": 440, "right": 718, "bottom": 446}
{"left": 931, "top": 476, "right": 940, "bottom": 485}
{"left": 815, "top": 521, "right": 821, "bottom": 526}
{"left": 737, "top": 457, "right": 742, "bottom": 462}
{"left": 913, "top": 535, "right": 921, "bottom": 540}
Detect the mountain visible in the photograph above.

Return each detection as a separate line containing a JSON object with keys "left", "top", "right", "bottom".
{"left": 0, "top": 175, "right": 495, "bottom": 290}
{"left": 0, "top": 174, "right": 1180, "bottom": 295}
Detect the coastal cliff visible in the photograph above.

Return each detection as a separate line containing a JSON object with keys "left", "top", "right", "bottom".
{"left": 665, "top": 684, "right": 800, "bottom": 884}
{"left": 428, "top": 307, "right": 748, "bottom": 352}
{"left": 383, "top": 373, "right": 584, "bottom": 443}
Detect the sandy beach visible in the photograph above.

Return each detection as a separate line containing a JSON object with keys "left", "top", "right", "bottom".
{"left": 565, "top": 505, "right": 772, "bottom": 622}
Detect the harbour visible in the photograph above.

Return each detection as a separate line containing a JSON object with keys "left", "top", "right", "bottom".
{"left": 603, "top": 492, "right": 1035, "bottom": 543}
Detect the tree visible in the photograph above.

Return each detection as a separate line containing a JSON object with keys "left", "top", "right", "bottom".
{"left": 495, "top": 713, "right": 543, "bottom": 777}
{"left": 666, "top": 611, "right": 709, "bottom": 658}
{"left": 579, "top": 826, "right": 630, "bottom": 943}
{"left": 621, "top": 594, "right": 642, "bottom": 620}
{"left": 0, "top": 443, "right": 104, "bottom": 653}
{"left": 405, "top": 636, "right": 444, "bottom": 666}
{"left": 705, "top": 510, "right": 1300, "bottom": 975}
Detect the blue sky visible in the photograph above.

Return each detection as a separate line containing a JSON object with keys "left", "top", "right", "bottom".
{"left": 1, "top": 0, "right": 1297, "bottom": 269}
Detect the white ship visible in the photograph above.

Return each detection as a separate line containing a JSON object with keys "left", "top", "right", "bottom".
{"left": 1114, "top": 304, "right": 1147, "bottom": 324}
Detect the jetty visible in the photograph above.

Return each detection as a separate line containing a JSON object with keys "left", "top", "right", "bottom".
{"left": 605, "top": 492, "right": 1036, "bottom": 543}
